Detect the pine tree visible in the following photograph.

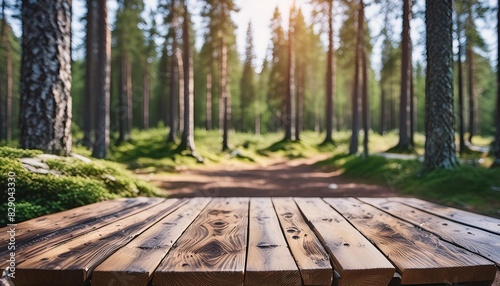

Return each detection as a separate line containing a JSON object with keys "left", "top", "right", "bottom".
{"left": 349, "top": 0, "right": 363, "bottom": 155}
{"left": 142, "top": 9, "right": 157, "bottom": 130}
{"left": 201, "top": 0, "right": 238, "bottom": 151}
{"left": 20, "top": 0, "right": 72, "bottom": 155}
{"left": 0, "top": 0, "right": 13, "bottom": 142}
{"left": 92, "top": 0, "right": 111, "bottom": 158}
{"left": 83, "top": 0, "right": 98, "bottom": 149}
{"left": 114, "top": 0, "right": 145, "bottom": 142}
{"left": 178, "top": 1, "right": 198, "bottom": 156}
{"left": 493, "top": 0, "right": 500, "bottom": 168}
{"left": 267, "top": 7, "right": 287, "bottom": 132}
{"left": 397, "top": 0, "right": 413, "bottom": 151}
{"left": 424, "top": 0, "right": 458, "bottom": 170}
{"left": 311, "top": 0, "right": 336, "bottom": 143}
{"left": 284, "top": 4, "right": 296, "bottom": 141}
{"left": 240, "top": 22, "right": 256, "bottom": 133}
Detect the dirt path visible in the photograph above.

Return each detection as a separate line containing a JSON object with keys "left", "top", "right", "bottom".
{"left": 148, "top": 155, "right": 399, "bottom": 198}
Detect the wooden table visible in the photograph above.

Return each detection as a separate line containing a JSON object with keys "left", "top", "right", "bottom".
{"left": 0, "top": 197, "right": 498, "bottom": 286}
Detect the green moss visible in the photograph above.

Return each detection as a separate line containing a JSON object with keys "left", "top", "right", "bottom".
{"left": 0, "top": 147, "right": 161, "bottom": 226}
{"left": 0, "top": 146, "right": 43, "bottom": 158}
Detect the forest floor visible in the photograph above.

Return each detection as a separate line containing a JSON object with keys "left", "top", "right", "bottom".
{"left": 145, "top": 154, "right": 399, "bottom": 198}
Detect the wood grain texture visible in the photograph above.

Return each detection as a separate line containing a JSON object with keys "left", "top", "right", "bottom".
{"left": 14, "top": 199, "right": 187, "bottom": 286}
{"left": 152, "top": 198, "right": 249, "bottom": 286}
{"left": 324, "top": 198, "right": 497, "bottom": 285}
{"left": 272, "top": 197, "right": 333, "bottom": 286}
{"left": 294, "top": 198, "right": 394, "bottom": 286}
{"left": 390, "top": 197, "right": 500, "bottom": 235}
{"left": 360, "top": 197, "right": 500, "bottom": 266}
{"left": 0, "top": 197, "right": 165, "bottom": 271}
{"left": 91, "top": 197, "right": 211, "bottom": 286}
{"left": 245, "top": 198, "right": 301, "bottom": 286}
{"left": 0, "top": 197, "right": 162, "bottom": 250}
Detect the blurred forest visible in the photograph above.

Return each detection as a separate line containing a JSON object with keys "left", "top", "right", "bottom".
{"left": 0, "top": 0, "right": 498, "bottom": 165}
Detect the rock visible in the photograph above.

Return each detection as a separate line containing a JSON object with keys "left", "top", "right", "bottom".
{"left": 70, "top": 153, "right": 92, "bottom": 163}
{"left": 19, "top": 158, "right": 50, "bottom": 169}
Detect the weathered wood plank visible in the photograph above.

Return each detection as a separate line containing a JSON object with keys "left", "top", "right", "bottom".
{"left": 14, "top": 199, "right": 187, "bottom": 286}
{"left": 245, "top": 198, "right": 301, "bottom": 286}
{"left": 0, "top": 197, "right": 165, "bottom": 271}
{"left": 272, "top": 197, "right": 333, "bottom": 286}
{"left": 360, "top": 197, "right": 500, "bottom": 266}
{"left": 0, "top": 197, "right": 163, "bottom": 250}
{"left": 294, "top": 198, "right": 394, "bottom": 286}
{"left": 152, "top": 198, "right": 249, "bottom": 286}
{"left": 324, "top": 198, "right": 497, "bottom": 285}
{"left": 391, "top": 197, "right": 500, "bottom": 235}
{"left": 91, "top": 197, "right": 211, "bottom": 286}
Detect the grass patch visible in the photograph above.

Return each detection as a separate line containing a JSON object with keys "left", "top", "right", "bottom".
{"left": 0, "top": 147, "right": 161, "bottom": 226}
{"left": 110, "top": 128, "right": 334, "bottom": 172}
{"left": 318, "top": 154, "right": 500, "bottom": 217}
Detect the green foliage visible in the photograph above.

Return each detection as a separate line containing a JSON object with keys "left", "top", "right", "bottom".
{"left": 0, "top": 147, "right": 160, "bottom": 226}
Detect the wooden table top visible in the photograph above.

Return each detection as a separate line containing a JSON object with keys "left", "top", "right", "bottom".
{"left": 0, "top": 197, "right": 498, "bottom": 286}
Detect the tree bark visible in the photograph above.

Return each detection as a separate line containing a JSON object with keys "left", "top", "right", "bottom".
{"left": 379, "top": 89, "right": 386, "bottom": 135}
{"left": 92, "top": 0, "right": 110, "bottom": 159}
{"left": 467, "top": 43, "right": 477, "bottom": 143}
{"left": 20, "top": 0, "right": 72, "bottom": 155}
{"left": 361, "top": 1, "right": 369, "bottom": 158}
{"left": 295, "top": 65, "right": 304, "bottom": 141}
{"left": 284, "top": 11, "right": 295, "bottom": 141}
{"left": 143, "top": 69, "right": 150, "bottom": 130}
{"left": 349, "top": 1, "right": 362, "bottom": 155}
{"left": 492, "top": 0, "right": 500, "bottom": 168}
{"left": 424, "top": 0, "right": 458, "bottom": 170}
{"left": 167, "top": 13, "right": 179, "bottom": 142}
{"left": 398, "top": 0, "right": 412, "bottom": 151}
{"left": 179, "top": 2, "right": 196, "bottom": 153}
{"left": 84, "top": 0, "right": 98, "bottom": 149}
{"left": 177, "top": 48, "right": 184, "bottom": 135}
{"left": 324, "top": 0, "right": 334, "bottom": 143}
{"left": 206, "top": 72, "right": 212, "bottom": 130}
{"left": 456, "top": 23, "right": 466, "bottom": 154}
{"left": 118, "top": 53, "right": 132, "bottom": 142}
{"left": 221, "top": 38, "right": 230, "bottom": 151}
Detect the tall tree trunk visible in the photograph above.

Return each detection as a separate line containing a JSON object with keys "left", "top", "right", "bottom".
{"left": 295, "top": 66, "right": 304, "bottom": 141}
{"left": 0, "top": 1, "right": 5, "bottom": 141}
{"left": 143, "top": 68, "right": 150, "bottom": 130}
{"left": 221, "top": 38, "right": 230, "bottom": 151}
{"left": 379, "top": 88, "right": 386, "bottom": 135}
{"left": 457, "top": 26, "right": 466, "bottom": 154}
{"left": 409, "top": 60, "right": 415, "bottom": 145}
{"left": 92, "top": 0, "right": 110, "bottom": 159}
{"left": 177, "top": 48, "right": 184, "bottom": 135}
{"left": 424, "top": 0, "right": 458, "bottom": 170}
{"left": 493, "top": 0, "right": 500, "bottom": 168}
{"left": 467, "top": 43, "right": 477, "bottom": 143}
{"left": 324, "top": 0, "right": 334, "bottom": 143}
{"left": 398, "top": 0, "right": 412, "bottom": 151}
{"left": 20, "top": 0, "right": 72, "bottom": 155}
{"left": 284, "top": 12, "right": 295, "bottom": 141}
{"left": 83, "top": 0, "right": 98, "bottom": 149}
{"left": 206, "top": 72, "right": 212, "bottom": 130}
{"left": 167, "top": 24, "right": 178, "bottom": 142}
{"left": 179, "top": 2, "right": 196, "bottom": 153}
{"left": 361, "top": 1, "right": 368, "bottom": 158}
{"left": 349, "top": 1, "right": 362, "bottom": 155}
{"left": 118, "top": 54, "right": 132, "bottom": 142}
{"left": 5, "top": 26, "right": 11, "bottom": 141}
